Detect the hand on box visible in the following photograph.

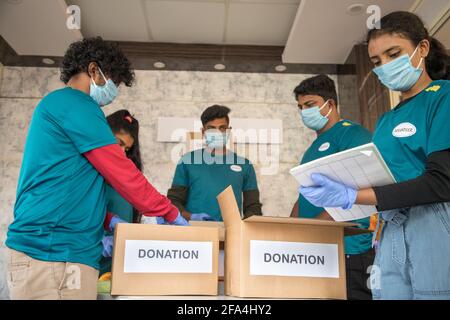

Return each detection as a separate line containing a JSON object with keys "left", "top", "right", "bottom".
{"left": 156, "top": 212, "right": 190, "bottom": 226}
{"left": 299, "top": 173, "right": 357, "bottom": 210}
{"left": 109, "top": 215, "right": 127, "bottom": 231}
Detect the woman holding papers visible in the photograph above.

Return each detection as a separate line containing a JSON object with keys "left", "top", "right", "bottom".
{"left": 300, "top": 11, "right": 450, "bottom": 300}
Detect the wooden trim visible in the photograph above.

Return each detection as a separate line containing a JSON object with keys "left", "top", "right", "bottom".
{"left": 0, "top": 36, "right": 355, "bottom": 74}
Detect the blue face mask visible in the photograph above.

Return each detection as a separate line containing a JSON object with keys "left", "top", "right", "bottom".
{"left": 300, "top": 100, "right": 332, "bottom": 131}
{"left": 90, "top": 67, "right": 118, "bottom": 106}
{"left": 373, "top": 45, "right": 424, "bottom": 92}
{"left": 204, "top": 130, "right": 230, "bottom": 149}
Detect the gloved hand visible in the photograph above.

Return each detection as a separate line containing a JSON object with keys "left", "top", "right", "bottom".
{"left": 109, "top": 215, "right": 127, "bottom": 231}
{"left": 190, "top": 213, "right": 215, "bottom": 221}
{"left": 156, "top": 212, "right": 190, "bottom": 226}
{"left": 102, "top": 236, "right": 114, "bottom": 258}
{"left": 299, "top": 173, "right": 357, "bottom": 210}
{"left": 156, "top": 216, "right": 167, "bottom": 225}
{"left": 171, "top": 212, "right": 190, "bottom": 226}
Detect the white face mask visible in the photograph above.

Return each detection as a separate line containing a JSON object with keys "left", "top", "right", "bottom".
{"left": 372, "top": 44, "right": 424, "bottom": 92}
{"left": 204, "top": 130, "right": 229, "bottom": 149}
{"left": 300, "top": 100, "right": 332, "bottom": 131}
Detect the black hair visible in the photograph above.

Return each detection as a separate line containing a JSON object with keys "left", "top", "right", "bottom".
{"left": 367, "top": 11, "right": 449, "bottom": 80}
{"left": 106, "top": 110, "right": 142, "bottom": 171}
{"left": 60, "top": 37, "right": 135, "bottom": 86}
{"left": 293, "top": 74, "right": 338, "bottom": 105}
{"left": 201, "top": 105, "right": 231, "bottom": 126}
{"left": 106, "top": 110, "right": 143, "bottom": 223}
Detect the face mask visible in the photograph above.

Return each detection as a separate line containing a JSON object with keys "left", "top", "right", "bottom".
{"left": 90, "top": 67, "right": 118, "bottom": 106}
{"left": 204, "top": 130, "right": 230, "bottom": 149}
{"left": 300, "top": 100, "right": 332, "bottom": 131}
{"left": 373, "top": 45, "right": 424, "bottom": 92}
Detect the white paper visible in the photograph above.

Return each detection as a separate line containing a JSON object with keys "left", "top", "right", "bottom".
{"left": 123, "top": 240, "right": 213, "bottom": 273}
{"left": 290, "top": 143, "right": 396, "bottom": 221}
{"left": 250, "top": 240, "right": 339, "bottom": 278}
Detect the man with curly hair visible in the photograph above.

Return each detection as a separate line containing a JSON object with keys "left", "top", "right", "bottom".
{"left": 5, "top": 37, "right": 188, "bottom": 300}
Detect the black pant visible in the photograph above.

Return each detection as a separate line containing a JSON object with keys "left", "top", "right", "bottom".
{"left": 345, "top": 248, "right": 375, "bottom": 300}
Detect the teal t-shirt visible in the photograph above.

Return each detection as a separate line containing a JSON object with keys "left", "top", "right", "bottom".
{"left": 100, "top": 185, "right": 133, "bottom": 275}
{"left": 298, "top": 120, "right": 373, "bottom": 255}
{"left": 6, "top": 87, "right": 117, "bottom": 270}
{"left": 172, "top": 149, "right": 258, "bottom": 221}
{"left": 373, "top": 80, "right": 450, "bottom": 182}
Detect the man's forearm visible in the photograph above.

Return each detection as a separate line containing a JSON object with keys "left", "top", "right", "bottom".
{"left": 243, "top": 190, "right": 262, "bottom": 218}
{"left": 84, "top": 144, "right": 179, "bottom": 222}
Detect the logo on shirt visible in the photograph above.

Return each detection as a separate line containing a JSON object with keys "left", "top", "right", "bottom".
{"left": 230, "top": 165, "right": 242, "bottom": 172}
{"left": 318, "top": 142, "right": 331, "bottom": 152}
{"left": 392, "top": 123, "right": 417, "bottom": 138}
{"left": 425, "top": 85, "right": 441, "bottom": 92}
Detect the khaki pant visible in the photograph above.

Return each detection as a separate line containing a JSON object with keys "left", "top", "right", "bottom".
{"left": 7, "top": 248, "right": 99, "bottom": 300}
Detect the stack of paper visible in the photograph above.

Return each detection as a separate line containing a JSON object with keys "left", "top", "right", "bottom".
{"left": 290, "top": 143, "right": 396, "bottom": 222}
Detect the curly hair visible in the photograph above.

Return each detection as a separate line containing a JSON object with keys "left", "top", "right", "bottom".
{"left": 60, "top": 37, "right": 135, "bottom": 86}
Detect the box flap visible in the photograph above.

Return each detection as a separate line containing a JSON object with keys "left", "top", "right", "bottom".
{"left": 217, "top": 185, "right": 243, "bottom": 227}
{"left": 243, "top": 215, "right": 358, "bottom": 228}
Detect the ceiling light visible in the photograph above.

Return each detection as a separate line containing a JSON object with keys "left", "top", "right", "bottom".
{"left": 42, "top": 58, "right": 55, "bottom": 65}
{"left": 347, "top": 4, "right": 365, "bottom": 16}
{"left": 153, "top": 61, "right": 166, "bottom": 69}
{"left": 214, "top": 63, "right": 226, "bottom": 71}
{"left": 275, "top": 65, "right": 287, "bottom": 72}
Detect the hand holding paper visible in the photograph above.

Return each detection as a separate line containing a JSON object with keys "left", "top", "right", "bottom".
{"left": 299, "top": 173, "right": 357, "bottom": 210}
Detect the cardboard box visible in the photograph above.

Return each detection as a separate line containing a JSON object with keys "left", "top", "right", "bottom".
{"left": 189, "top": 221, "right": 225, "bottom": 280}
{"left": 217, "top": 186, "right": 363, "bottom": 300}
{"left": 111, "top": 223, "right": 219, "bottom": 296}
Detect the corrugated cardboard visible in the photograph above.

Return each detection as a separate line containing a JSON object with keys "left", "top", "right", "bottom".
{"left": 111, "top": 223, "right": 219, "bottom": 296}
{"left": 189, "top": 221, "right": 225, "bottom": 280}
{"left": 217, "top": 186, "right": 360, "bottom": 299}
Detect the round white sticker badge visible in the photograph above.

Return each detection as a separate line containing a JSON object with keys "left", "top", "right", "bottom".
{"left": 392, "top": 123, "right": 417, "bottom": 138}
{"left": 230, "top": 165, "right": 242, "bottom": 172}
{"left": 318, "top": 142, "right": 330, "bottom": 152}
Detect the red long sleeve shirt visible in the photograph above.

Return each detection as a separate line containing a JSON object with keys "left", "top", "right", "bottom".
{"left": 84, "top": 144, "right": 179, "bottom": 229}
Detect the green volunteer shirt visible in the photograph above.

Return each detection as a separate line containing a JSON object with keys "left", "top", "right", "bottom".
{"left": 99, "top": 184, "right": 133, "bottom": 275}
{"left": 298, "top": 120, "right": 373, "bottom": 255}
{"left": 172, "top": 148, "right": 258, "bottom": 221}
{"left": 6, "top": 87, "right": 117, "bottom": 270}
{"left": 373, "top": 80, "right": 450, "bottom": 183}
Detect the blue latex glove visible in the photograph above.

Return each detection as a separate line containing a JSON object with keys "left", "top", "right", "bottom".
{"left": 299, "top": 173, "right": 357, "bottom": 210}
{"left": 190, "top": 213, "right": 215, "bottom": 221}
{"left": 156, "top": 212, "right": 190, "bottom": 226}
{"left": 102, "top": 236, "right": 114, "bottom": 258}
{"left": 109, "top": 215, "right": 127, "bottom": 231}
{"left": 156, "top": 216, "right": 167, "bottom": 225}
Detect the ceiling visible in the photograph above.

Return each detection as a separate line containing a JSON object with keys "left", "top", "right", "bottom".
{"left": 0, "top": 0, "right": 448, "bottom": 64}
{"left": 0, "top": 0, "right": 82, "bottom": 56}
{"left": 70, "top": 0, "right": 301, "bottom": 46}
{"left": 283, "top": 0, "right": 420, "bottom": 64}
